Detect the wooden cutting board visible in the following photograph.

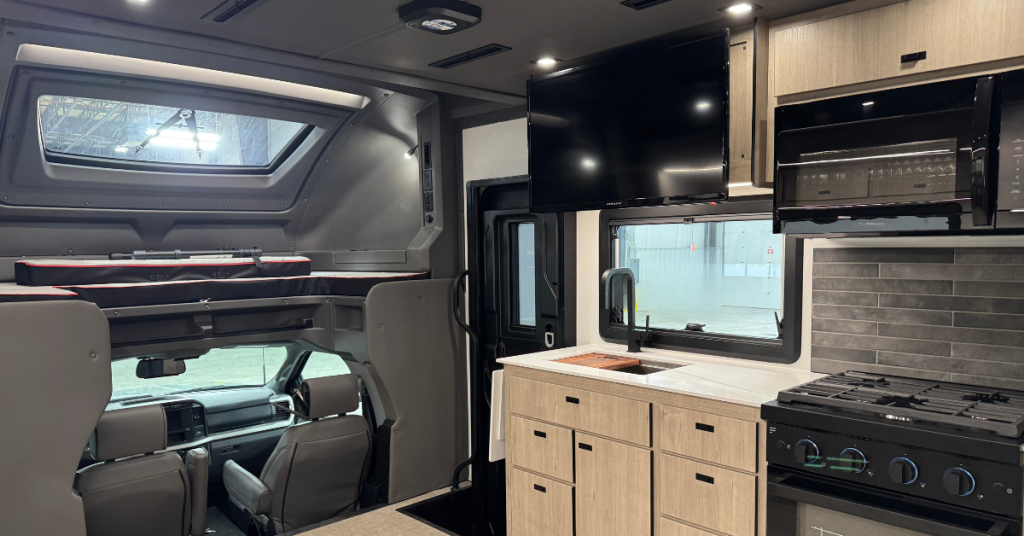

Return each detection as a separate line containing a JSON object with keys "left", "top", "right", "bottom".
{"left": 554, "top": 353, "right": 640, "bottom": 371}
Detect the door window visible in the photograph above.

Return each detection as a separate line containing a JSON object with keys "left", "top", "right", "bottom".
{"left": 512, "top": 222, "right": 537, "bottom": 328}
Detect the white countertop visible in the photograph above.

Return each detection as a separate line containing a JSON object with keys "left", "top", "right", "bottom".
{"left": 497, "top": 343, "right": 823, "bottom": 408}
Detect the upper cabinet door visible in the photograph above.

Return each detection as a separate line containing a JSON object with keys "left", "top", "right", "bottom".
{"left": 730, "top": 36, "right": 754, "bottom": 184}
{"left": 772, "top": 0, "right": 1024, "bottom": 97}
{"left": 956, "top": 0, "right": 1024, "bottom": 67}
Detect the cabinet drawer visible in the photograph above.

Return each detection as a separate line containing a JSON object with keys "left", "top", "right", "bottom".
{"left": 508, "top": 469, "right": 573, "bottom": 536}
{"left": 661, "top": 517, "right": 720, "bottom": 536}
{"left": 507, "top": 376, "right": 650, "bottom": 446}
{"left": 660, "top": 406, "right": 757, "bottom": 473}
{"left": 508, "top": 415, "right": 574, "bottom": 482}
{"left": 659, "top": 454, "right": 756, "bottom": 536}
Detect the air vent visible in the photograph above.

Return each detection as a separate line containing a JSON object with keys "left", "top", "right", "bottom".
{"left": 429, "top": 44, "right": 511, "bottom": 69}
{"left": 271, "top": 397, "right": 293, "bottom": 421}
{"left": 620, "top": 0, "right": 674, "bottom": 10}
{"left": 422, "top": 142, "right": 432, "bottom": 170}
{"left": 202, "top": 0, "right": 272, "bottom": 23}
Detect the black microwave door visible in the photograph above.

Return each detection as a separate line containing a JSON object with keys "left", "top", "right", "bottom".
{"left": 774, "top": 77, "right": 981, "bottom": 224}
{"left": 775, "top": 110, "right": 974, "bottom": 212}
{"left": 998, "top": 69, "right": 1024, "bottom": 224}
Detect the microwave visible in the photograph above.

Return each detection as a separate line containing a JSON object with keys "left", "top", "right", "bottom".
{"left": 774, "top": 69, "right": 1024, "bottom": 235}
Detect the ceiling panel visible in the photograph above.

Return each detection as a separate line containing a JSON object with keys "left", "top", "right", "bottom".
{"left": 18, "top": 0, "right": 851, "bottom": 96}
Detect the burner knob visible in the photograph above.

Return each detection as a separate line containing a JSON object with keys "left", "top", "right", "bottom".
{"left": 838, "top": 448, "right": 867, "bottom": 474}
{"left": 794, "top": 439, "right": 821, "bottom": 467}
{"left": 889, "top": 458, "right": 919, "bottom": 485}
{"left": 944, "top": 468, "right": 976, "bottom": 496}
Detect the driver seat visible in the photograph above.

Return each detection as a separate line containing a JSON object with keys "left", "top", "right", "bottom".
{"left": 75, "top": 404, "right": 209, "bottom": 536}
{"left": 223, "top": 375, "right": 371, "bottom": 534}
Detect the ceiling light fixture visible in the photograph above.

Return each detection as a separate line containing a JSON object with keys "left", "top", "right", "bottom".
{"left": 719, "top": 2, "right": 762, "bottom": 15}
{"left": 535, "top": 57, "right": 559, "bottom": 67}
{"left": 863, "top": 101, "right": 876, "bottom": 107}
{"left": 399, "top": 0, "right": 482, "bottom": 35}
{"left": 696, "top": 101, "right": 712, "bottom": 111}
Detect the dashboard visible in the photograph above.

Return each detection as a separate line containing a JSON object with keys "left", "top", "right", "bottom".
{"left": 84, "top": 387, "right": 294, "bottom": 464}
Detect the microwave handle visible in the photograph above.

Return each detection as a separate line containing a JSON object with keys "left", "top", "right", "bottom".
{"left": 768, "top": 477, "right": 1010, "bottom": 536}
{"left": 971, "top": 76, "right": 998, "bottom": 226}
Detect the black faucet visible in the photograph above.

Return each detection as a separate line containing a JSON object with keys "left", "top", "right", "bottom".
{"left": 601, "top": 268, "right": 652, "bottom": 353}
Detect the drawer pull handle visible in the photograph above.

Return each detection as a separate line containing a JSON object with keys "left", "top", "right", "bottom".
{"left": 534, "top": 430, "right": 547, "bottom": 438}
{"left": 579, "top": 443, "right": 593, "bottom": 451}
{"left": 566, "top": 396, "right": 580, "bottom": 404}
{"left": 534, "top": 484, "right": 547, "bottom": 493}
{"left": 696, "top": 473, "right": 715, "bottom": 485}
{"left": 696, "top": 423, "right": 715, "bottom": 433}
{"left": 901, "top": 51, "right": 927, "bottom": 63}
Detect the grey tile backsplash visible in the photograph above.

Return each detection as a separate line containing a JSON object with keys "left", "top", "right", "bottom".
{"left": 810, "top": 247, "right": 1024, "bottom": 390}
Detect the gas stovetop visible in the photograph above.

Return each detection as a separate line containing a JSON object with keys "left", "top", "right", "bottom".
{"left": 776, "top": 372, "right": 1024, "bottom": 438}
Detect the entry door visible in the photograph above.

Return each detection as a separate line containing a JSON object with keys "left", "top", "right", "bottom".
{"left": 466, "top": 176, "right": 575, "bottom": 536}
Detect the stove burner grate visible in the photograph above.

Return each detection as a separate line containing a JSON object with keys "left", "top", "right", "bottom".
{"left": 777, "top": 372, "right": 1024, "bottom": 437}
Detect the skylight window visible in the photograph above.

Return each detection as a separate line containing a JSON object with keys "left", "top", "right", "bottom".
{"left": 37, "top": 95, "right": 309, "bottom": 168}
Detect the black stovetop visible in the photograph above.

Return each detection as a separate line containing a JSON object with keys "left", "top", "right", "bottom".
{"left": 776, "top": 371, "right": 1024, "bottom": 439}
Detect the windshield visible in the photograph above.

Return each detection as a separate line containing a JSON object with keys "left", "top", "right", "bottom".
{"left": 110, "top": 347, "right": 289, "bottom": 400}
{"left": 38, "top": 95, "right": 308, "bottom": 167}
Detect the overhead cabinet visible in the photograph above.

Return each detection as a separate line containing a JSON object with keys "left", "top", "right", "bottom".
{"left": 772, "top": 0, "right": 1024, "bottom": 97}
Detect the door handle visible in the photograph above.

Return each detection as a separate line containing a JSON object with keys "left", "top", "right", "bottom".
{"left": 579, "top": 443, "right": 593, "bottom": 451}
{"left": 696, "top": 423, "right": 715, "bottom": 433}
{"left": 970, "top": 76, "right": 998, "bottom": 226}
{"left": 565, "top": 396, "right": 580, "bottom": 404}
{"left": 901, "top": 51, "right": 927, "bottom": 63}
{"left": 544, "top": 330, "right": 555, "bottom": 349}
{"left": 534, "top": 484, "right": 547, "bottom": 493}
{"left": 534, "top": 430, "right": 547, "bottom": 438}
{"left": 696, "top": 473, "right": 715, "bottom": 484}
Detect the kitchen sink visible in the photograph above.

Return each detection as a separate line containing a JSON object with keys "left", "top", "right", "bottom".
{"left": 613, "top": 360, "right": 685, "bottom": 375}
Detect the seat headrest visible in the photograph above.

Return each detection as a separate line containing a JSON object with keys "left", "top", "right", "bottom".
{"left": 91, "top": 405, "right": 167, "bottom": 461}
{"left": 300, "top": 375, "right": 359, "bottom": 419}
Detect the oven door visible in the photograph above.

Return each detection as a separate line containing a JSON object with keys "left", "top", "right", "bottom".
{"left": 768, "top": 468, "right": 1020, "bottom": 536}
{"left": 774, "top": 74, "right": 999, "bottom": 234}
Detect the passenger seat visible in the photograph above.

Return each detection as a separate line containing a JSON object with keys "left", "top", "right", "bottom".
{"left": 75, "top": 405, "right": 209, "bottom": 536}
{"left": 223, "top": 375, "right": 371, "bottom": 534}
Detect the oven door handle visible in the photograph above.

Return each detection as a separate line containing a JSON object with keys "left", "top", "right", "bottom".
{"left": 970, "top": 75, "right": 998, "bottom": 227}
{"left": 768, "top": 477, "right": 1011, "bottom": 536}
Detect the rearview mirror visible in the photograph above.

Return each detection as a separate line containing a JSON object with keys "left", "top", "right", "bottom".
{"left": 136, "top": 358, "right": 186, "bottom": 379}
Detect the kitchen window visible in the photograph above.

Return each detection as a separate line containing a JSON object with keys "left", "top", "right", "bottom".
{"left": 599, "top": 199, "right": 802, "bottom": 363}
{"left": 38, "top": 95, "right": 310, "bottom": 169}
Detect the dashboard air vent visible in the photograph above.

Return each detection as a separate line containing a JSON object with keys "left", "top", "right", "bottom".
{"left": 271, "top": 397, "right": 293, "bottom": 421}
{"left": 429, "top": 44, "right": 511, "bottom": 69}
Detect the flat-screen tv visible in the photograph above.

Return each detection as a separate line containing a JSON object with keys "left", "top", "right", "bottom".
{"left": 528, "top": 31, "right": 730, "bottom": 213}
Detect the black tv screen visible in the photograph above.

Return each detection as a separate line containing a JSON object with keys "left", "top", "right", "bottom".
{"left": 529, "top": 32, "right": 730, "bottom": 213}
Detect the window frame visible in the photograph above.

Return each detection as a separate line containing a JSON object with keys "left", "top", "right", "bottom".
{"left": 598, "top": 197, "right": 803, "bottom": 364}
{"left": 0, "top": 67, "right": 354, "bottom": 211}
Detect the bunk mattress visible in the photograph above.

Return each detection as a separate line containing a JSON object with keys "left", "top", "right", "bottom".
{"left": 0, "top": 272, "right": 428, "bottom": 308}
{"left": 15, "top": 256, "right": 312, "bottom": 286}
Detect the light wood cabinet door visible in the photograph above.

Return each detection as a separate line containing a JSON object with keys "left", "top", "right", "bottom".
{"left": 575, "top": 433, "right": 651, "bottom": 536}
{"left": 661, "top": 516, "right": 720, "bottom": 536}
{"left": 956, "top": 0, "right": 1024, "bottom": 67}
{"left": 507, "top": 415, "right": 574, "bottom": 482}
{"left": 508, "top": 469, "right": 574, "bottom": 536}
{"left": 508, "top": 376, "right": 651, "bottom": 446}
{"left": 730, "top": 36, "right": 753, "bottom": 185}
{"left": 660, "top": 406, "right": 758, "bottom": 473}
{"left": 660, "top": 454, "right": 756, "bottom": 536}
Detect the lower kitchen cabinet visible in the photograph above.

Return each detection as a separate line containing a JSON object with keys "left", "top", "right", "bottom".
{"left": 576, "top": 433, "right": 652, "bottom": 536}
{"left": 508, "top": 469, "right": 574, "bottom": 536}
{"left": 660, "top": 454, "right": 757, "bottom": 536}
{"left": 504, "top": 365, "right": 765, "bottom": 536}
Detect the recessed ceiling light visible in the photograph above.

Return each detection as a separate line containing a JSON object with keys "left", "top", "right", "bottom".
{"left": 534, "top": 57, "right": 560, "bottom": 67}
{"left": 719, "top": 2, "right": 762, "bottom": 14}
{"left": 696, "top": 101, "right": 712, "bottom": 111}
{"left": 422, "top": 19, "right": 458, "bottom": 32}
{"left": 863, "top": 101, "right": 875, "bottom": 107}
